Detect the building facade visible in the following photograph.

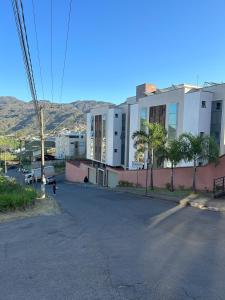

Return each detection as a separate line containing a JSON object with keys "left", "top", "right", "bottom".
{"left": 86, "top": 82, "right": 225, "bottom": 175}
{"left": 55, "top": 132, "right": 86, "bottom": 160}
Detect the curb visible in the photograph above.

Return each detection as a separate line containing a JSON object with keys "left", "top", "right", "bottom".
{"left": 111, "top": 188, "right": 182, "bottom": 204}
{"left": 180, "top": 198, "right": 225, "bottom": 212}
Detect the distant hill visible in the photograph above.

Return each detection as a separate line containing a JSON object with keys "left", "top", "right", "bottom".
{"left": 0, "top": 97, "right": 112, "bottom": 136}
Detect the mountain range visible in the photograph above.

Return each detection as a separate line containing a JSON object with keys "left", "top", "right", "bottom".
{"left": 0, "top": 96, "right": 112, "bottom": 136}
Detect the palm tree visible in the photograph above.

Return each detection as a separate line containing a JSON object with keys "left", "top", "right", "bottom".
{"left": 132, "top": 122, "right": 167, "bottom": 194}
{"left": 157, "top": 139, "right": 184, "bottom": 192}
{"left": 179, "top": 133, "right": 219, "bottom": 192}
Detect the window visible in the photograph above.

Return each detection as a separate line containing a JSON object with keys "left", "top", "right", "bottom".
{"left": 91, "top": 116, "right": 94, "bottom": 131}
{"left": 115, "top": 113, "right": 118, "bottom": 118}
{"left": 114, "top": 149, "right": 117, "bottom": 153}
{"left": 216, "top": 102, "right": 221, "bottom": 110}
{"left": 140, "top": 107, "right": 147, "bottom": 130}
{"left": 201, "top": 101, "right": 206, "bottom": 108}
{"left": 168, "top": 103, "right": 178, "bottom": 140}
{"left": 200, "top": 132, "right": 204, "bottom": 137}
{"left": 210, "top": 101, "right": 222, "bottom": 146}
{"left": 115, "top": 131, "right": 118, "bottom": 135}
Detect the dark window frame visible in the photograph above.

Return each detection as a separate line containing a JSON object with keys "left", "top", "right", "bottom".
{"left": 201, "top": 101, "right": 206, "bottom": 108}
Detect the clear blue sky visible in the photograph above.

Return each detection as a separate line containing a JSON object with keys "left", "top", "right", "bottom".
{"left": 0, "top": 0, "right": 225, "bottom": 104}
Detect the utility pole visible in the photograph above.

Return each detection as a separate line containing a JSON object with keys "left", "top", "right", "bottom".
{"left": 4, "top": 150, "right": 7, "bottom": 174}
{"left": 19, "top": 139, "right": 22, "bottom": 170}
{"left": 11, "top": 0, "right": 46, "bottom": 198}
{"left": 40, "top": 106, "right": 45, "bottom": 198}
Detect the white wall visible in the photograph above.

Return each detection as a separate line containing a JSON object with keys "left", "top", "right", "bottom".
{"left": 128, "top": 103, "right": 139, "bottom": 169}
{"left": 113, "top": 108, "right": 122, "bottom": 166}
{"left": 183, "top": 92, "right": 200, "bottom": 135}
{"left": 86, "top": 113, "right": 91, "bottom": 160}
{"left": 198, "top": 91, "right": 213, "bottom": 135}
{"left": 183, "top": 91, "right": 212, "bottom": 136}
{"left": 203, "top": 84, "right": 225, "bottom": 155}
{"left": 56, "top": 134, "right": 85, "bottom": 159}
{"left": 106, "top": 109, "right": 114, "bottom": 166}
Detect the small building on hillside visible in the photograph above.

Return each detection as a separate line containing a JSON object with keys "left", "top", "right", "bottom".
{"left": 55, "top": 132, "right": 86, "bottom": 160}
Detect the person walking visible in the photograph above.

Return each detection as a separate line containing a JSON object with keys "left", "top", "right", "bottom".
{"left": 52, "top": 180, "right": 56, "bottom": 195}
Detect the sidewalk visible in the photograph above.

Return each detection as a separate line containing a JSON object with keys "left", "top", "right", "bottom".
{"left": 183, "top": 193, "right": 225, "bottom": 212}
{"left": 112, "top": 186, "right": 190, "bottom": 203}
{"left": 113, "top": 186, "right": 225, "bottom": 212}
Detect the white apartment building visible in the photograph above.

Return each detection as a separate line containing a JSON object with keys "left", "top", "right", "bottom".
{"left": 86, "top": 82, "right": 225, "bottom": 171}
{"left": 55, "top": 132, "right": 86, "bottom": 159}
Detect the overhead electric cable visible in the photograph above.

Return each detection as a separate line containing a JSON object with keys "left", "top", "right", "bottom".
{"left": 11, "top": 0, "right": 46, "bottom": 198}
{"left": 32, "top": 0, "right": 45, "bottom": 100}
{"left": 50, "top": 0, "right": 54, "bottom": 102}
{"left": 11, "top": 0, "right": 40, "bottom": 123}
{"left": 59, "top": 0, "right": 73, "bottom": 102}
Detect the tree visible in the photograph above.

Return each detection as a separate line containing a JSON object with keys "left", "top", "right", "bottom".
{"left": 132, "top": 122, "right": 167, "bottom": 193}
{"left": 179, "top": 133, "right": 219, "bottom": 192}
{"left": 157, "top": 139, "right": 184, "bottom": 192}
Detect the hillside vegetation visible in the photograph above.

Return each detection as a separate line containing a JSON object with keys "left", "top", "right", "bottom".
{"left": 0, "top": 97, "right": 112, "bottom": 135}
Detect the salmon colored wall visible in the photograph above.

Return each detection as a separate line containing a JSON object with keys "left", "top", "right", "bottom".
{"left": 117, "top": 168, "right": 194, "bottom": 189}
{"left": 108, "top": 156, "right": 225, "bottom": 191}
{"left": 65, "top": 162, "right": 88, "bottom": 183}
{"left": 66, "top": 156, "right": 225, "bottom": 191}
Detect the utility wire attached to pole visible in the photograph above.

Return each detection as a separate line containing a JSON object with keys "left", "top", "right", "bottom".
{"left": 11, "top": 0, "right": 46, "bottom": 198}
{"left": 59, "top": 0, "right": 73, "bottom": 102}
{"left": 32, "top": 0, "right": 45, "bottom": 100}
{"left": 50, "top": 0, "right": 54, "bottom": 103}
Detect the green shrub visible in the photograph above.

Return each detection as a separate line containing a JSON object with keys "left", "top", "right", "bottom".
{"left": 118, "top": 180, "right": 134, "bottom": 187}
{"left": 0, "top": 176, "right": 37, "bottom": 212}
{"left": 178, "top": 185, "right": 185, "bottom": 190}
{"left": 165, "top": 182, "right": 171, "bottom": 190}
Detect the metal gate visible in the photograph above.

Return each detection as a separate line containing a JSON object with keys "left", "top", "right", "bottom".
{"left": 213, "top": 176, "right": 225, "bottom": 198}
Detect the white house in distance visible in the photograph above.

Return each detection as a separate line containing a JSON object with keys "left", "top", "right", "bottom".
{"left": 55, "top": 132, "right": 86, "bottom": 160}
{"left": 86, "top": 82, "right": 225, "bottom": 184}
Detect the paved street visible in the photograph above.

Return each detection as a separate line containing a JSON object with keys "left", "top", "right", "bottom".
{"left": 1, "top": 176, "right": 225, "bottom": 299}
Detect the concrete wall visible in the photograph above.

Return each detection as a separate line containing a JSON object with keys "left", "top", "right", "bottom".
{"left": 86, "top": 113, "right": 92, "bottom": 160}
{"left": 198, "top": 91, "right": 213, "bottom": 135}
{"left": 183, "top": 92, "right": 200, "bottom": 135}
{"left": 117, "top": 155, "right": 225, "bottom": 191}
{"left": 139, "top": 86, "right": 186, "bottom": 136}
{"left": 106, "top": 109, "right": 114, "bottom": 166}
{"left": 128, "top": 103, "right": 139, "bottom": 169}
{"left": 66, "top": 155, "right": 225, "bottom": 191}
{"left": 183, "top": 91, "right": 212, "bottom": 135}
{"left": 203, "top": 84, "right": 225, "bottom": 154}
{"left": 65, "top": 162, "right": 88, "bottom": 183}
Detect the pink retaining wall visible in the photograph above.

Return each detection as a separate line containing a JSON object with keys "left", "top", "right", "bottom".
{"left": 65, "top": 161, "right": 88, "bottom": 183}
{"left": 116, "top": 155, "right": 225, "bottom": 191}
{"left": 66, "top": 155, "right": 225, "bottom": 191}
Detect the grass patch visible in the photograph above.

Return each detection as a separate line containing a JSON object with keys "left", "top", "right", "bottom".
{"left": 0, "top": 176, "right": 38, "bottom": 212}
{"left": 115, "top": 185, "right": 192, "bottom": 199}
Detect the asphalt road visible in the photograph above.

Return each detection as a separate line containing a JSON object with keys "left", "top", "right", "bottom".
{"left": 1, "top": 172, "right": 225, "bottom": 299}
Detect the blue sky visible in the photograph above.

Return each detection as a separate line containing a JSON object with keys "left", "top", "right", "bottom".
{"left": 1, "top": 0, "right": 225, "bottom": 104}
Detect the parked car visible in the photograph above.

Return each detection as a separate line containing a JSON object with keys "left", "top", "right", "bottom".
{"left": 24, "top": 166, "right": 55, "bottom": 184}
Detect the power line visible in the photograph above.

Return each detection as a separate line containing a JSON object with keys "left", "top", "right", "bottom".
{"left": 32, "top": 0, "right": 45, "bottom": 100}
{"left": 50, "top": 0, "right": 54, "bottom": 102}
{"left": 59, "top": 0, "right": 73, "bottom": 102}
{"left": 11, "top": 0, "right": 46, "bottom": 198}
{"left": 11, "top": 0, "right": 40, "bottom": 123}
